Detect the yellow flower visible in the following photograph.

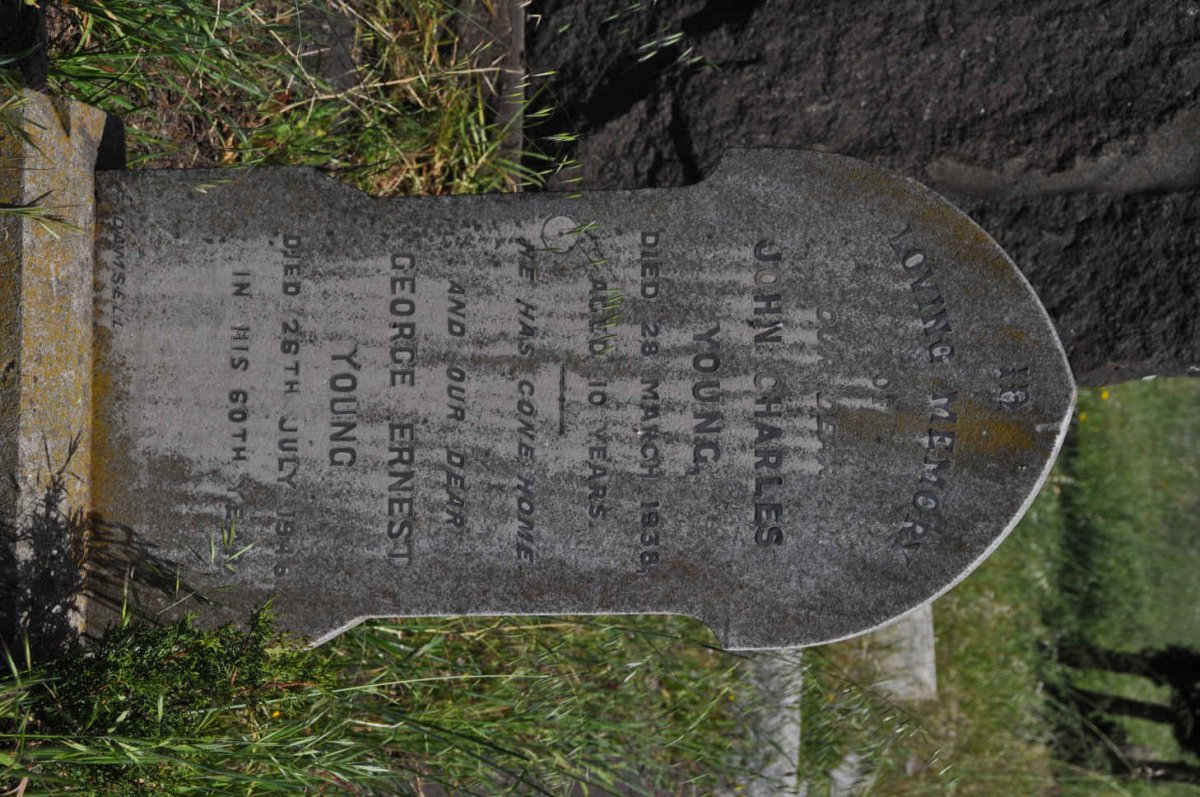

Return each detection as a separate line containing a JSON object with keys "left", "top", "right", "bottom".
{"left": 1100, "top": 389, "right": 1110, "bottom": 400}
{"left": 1079, "top": 411, "right": 1088, "bottom": 423}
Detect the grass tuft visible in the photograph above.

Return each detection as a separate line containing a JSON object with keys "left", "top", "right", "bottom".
{"left": 36, "top": 0, "right": 551, "bottom": 194}
{"left": 2, "top": 612, "right": 755, "bottom": 794}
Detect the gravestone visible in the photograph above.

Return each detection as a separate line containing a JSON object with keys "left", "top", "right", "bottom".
{"left": 5, "top": 92, "right": 1076, "bottom": 650}
{"left": 84, "top": 148, "right": 1074, "bottom": 650}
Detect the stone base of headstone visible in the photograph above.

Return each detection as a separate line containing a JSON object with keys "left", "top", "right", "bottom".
{"left": 718, "top": 651, "right": 804, "bottom": 796}
{"left": 0, "top": 89, "right": 107, "bottom": 653}
{"left": 792, "top": 606, "right": 937, "bottom": 796}
{"left": 825, "top": 751, "right": 878, "bottom": 797}
{"left": 862, "top": 602, "right": 938, "bottom": 703}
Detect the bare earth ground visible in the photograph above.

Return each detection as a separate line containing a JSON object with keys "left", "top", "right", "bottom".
{"left": 526, "top": 0, "right": 1200, "bottom": 387}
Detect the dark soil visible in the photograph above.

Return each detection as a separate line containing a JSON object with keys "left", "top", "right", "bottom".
{"left": 0, "top": 0, "right": 47, "bottom": 88}
{"left": 526, "top": 0, "right": 1200, "bottom": 385}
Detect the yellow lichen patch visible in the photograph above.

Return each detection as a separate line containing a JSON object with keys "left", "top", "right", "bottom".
{"left": 954, "top": 404, "right": 1040, "bottom": 462}
{"left": 16, "top": 91, "right": 104, "bottom": 501}
{"left": 87, "top": 327, "right": 140, "bottom": 528}
{"left": 996, "top": 324, "right": 1030, "bottom": 347}
{"left": 834, "top": 394, "right": 1046, "bottom": 471}
{"left": 836, "top": 403, "right": 915, "bottom": 445}
{"left": 835, "top": 156, "right": 1020, "bottom": 288}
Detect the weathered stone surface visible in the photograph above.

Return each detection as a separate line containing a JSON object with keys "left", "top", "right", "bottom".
{"left": 1, "top": 89, "right": 107, "bottom": 647}
{"left": 866, "top": 602, "right": 937, "bottom": 702}
{"left": 719, "top": 650, "right": 804, "bottom": 795}
{"left": 525, "top": 0, "right": 1200, "bottom": 385}
{"left": 89, "top": 150, "right": 1073, "bottom": 649}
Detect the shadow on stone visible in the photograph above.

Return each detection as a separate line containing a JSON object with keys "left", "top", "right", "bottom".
{"left": 0, "top": 433, "right": 210, "bottom": 656}
{"left": 0, "top": 433, "right": 86, "bottom": 660}
{"left": 0, "top": 0, "right": 47, "bottom": 89}
{"left": 83, "top": 514, "right": 210, "bottom": 636}
{"left": 95, "top": 113, "right": 127, "bottom": 171}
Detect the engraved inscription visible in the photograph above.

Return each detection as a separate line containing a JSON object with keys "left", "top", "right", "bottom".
{"left": 228, "top": 261, "right": 252, "bottom": 464}
{"left": 386, "top": 253, "right": 418, "bottom": 563}
{"left": 638, "top": 377, "right": 663, "bottom": 479}
{"left": 752, "top": 241, "right": 786, "bottom": 547}
{"left": 106, "top": 215, "right": 128, "bottom": 328}
{"left": 443, "top": 447, "right": 467, "bottom": 528}
{"left": 895, "top": 391, "right": 960, "bottom": 552}
{"left": 327, "top": 344, "right": 361, "bottom": 467}
{"left": 586, "top": 423, "right": 609, "bottom": 524}
{"left": 514, "top": 246, "right": 539, "bottom": 563}
{"left": 386, "top": 421, "right": 416, "bottom": 563}
{"left": 997, "top": 366, "right": 1032, "bottom": 412}
{"left": 688, "top": 325, "right": 723, "bottom": 475}
{"left": 637, "top": 230, "right": 664, "bottom": 572}
{"left": 889, "top": 225, "right": 955, "bottom": 364}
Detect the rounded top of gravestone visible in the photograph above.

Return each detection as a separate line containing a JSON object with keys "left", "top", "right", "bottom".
{"left": 687, "top": 149, "right": 1075, "bottom": 647}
